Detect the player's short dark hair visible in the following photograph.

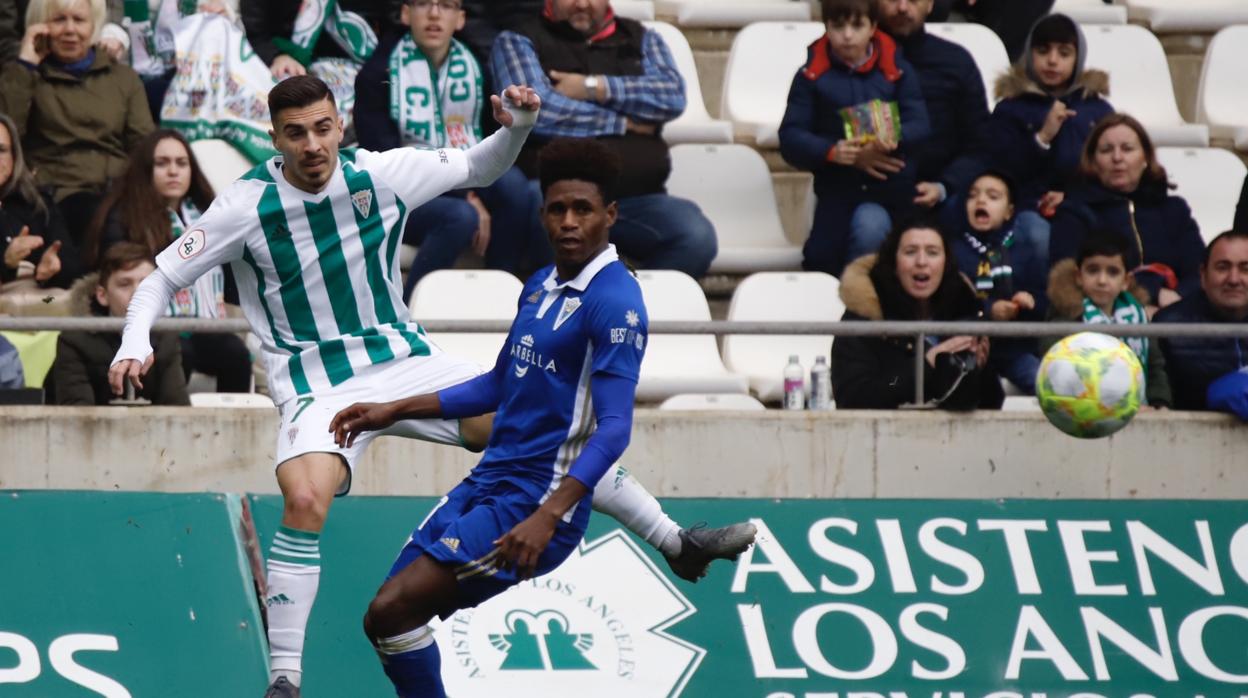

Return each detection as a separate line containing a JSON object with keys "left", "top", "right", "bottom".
{"left": 1076, "top": 230, "right": 1131, "bottom": 267}
{"left": 821, "top": 0, "right": 877, "bottom": 24}
{"left": 1204, "top": 229, "right": 1248, "bottom": 266}
{"left": 538, "top": 138, "right": 622, "bottom": 204}
{"left": 268, "top": 75, "right": 337, "bottom": 125}
{"left": 1030, "top": 13, "right": 1079, "bottom": 49}
{"left": 98, "top": 242, "right": 154, "bottom": 287}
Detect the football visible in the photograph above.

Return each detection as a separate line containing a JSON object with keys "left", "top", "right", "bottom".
{"left": 1036, "top": 332, "right": 1145, "bottom": 439}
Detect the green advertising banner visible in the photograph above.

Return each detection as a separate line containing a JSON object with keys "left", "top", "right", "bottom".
{"left": 0, "top": 492, "right": 268, "bottom": 696}
{"left": 247, "top": 497, "right": 1248, "bottom": 698}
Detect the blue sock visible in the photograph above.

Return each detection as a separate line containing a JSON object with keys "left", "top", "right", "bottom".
{"left": 375, "top": 626, "right": 445, "bottom": 698}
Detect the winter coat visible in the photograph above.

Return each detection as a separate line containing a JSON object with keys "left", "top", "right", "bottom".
{"left": 894, "top": 26, "right": 991, "bottom": 198}
{"left": 989, "top": 65, "right": 1114, "bottom": 210}
{"left": 1041, "top": 258, "right": 1172, "bottom": 407}
{"left": 45, "top": 273, "right": 188, "bottom": 406}
{"left": 1235, "top": 173, "right": 1247, "bottom": 234}
{"left": 779, "top": 30, "right": 931, "bottom": 209}
{"left": 0, "top": 189, "right": 83, "bottom": 288}
{"left": 831, "top": 254, "right": 1005, "bottom": 410}
{"left": 1154, "top": 292, "right": 1248, "bottom": 411}
{"left": 1049, "top": 179, "right": 1205, "bottom": 303}
{"left": 0, "top": 52, "right": 153, "bottom": 202}
{"left": 945, "top": 207, "right": 1049, "bottom": 319}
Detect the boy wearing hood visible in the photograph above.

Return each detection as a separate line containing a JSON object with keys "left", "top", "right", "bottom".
{"left": 989, "top": 14, "right": 1113, "bottom": 218}
{"left": 1043, "top": 230, "right": 1172, "bottom": 408}
{"left": 779, "top": 0, "right": 930, "bottom": 277}
{"left": 947, "top": 169, "right": 1046, "bottom": 393}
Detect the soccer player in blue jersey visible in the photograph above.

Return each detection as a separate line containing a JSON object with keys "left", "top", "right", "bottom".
{"left": 329, "top": 138, "right": 694, "bottom": 696}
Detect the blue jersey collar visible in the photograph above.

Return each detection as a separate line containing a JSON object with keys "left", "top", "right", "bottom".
{"left": 542, "top": 244, "right": 619, "bottom": 293}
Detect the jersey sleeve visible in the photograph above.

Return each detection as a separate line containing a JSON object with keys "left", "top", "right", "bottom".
{"left": 355, "top": 147, "right": 472, "bottom": 210}
{"left": 586, "top": 271, "right": 648, "bottom": 382}
{"left": 155, "top": 184, "right": 250, "bottom": 288}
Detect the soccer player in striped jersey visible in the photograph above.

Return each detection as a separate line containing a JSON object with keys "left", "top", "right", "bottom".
{"left": 109, "top": 77, "right": 753, "bottom": 697}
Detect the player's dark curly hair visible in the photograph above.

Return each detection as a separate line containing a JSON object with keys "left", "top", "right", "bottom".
{"left": 538, "top": 138, "right": 622, "bottom": 204}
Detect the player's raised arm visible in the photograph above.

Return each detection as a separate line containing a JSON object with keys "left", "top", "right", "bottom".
{"left": 459, "top": 85, "right": 541, "bottom": 189}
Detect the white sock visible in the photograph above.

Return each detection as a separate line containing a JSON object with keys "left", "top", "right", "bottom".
{"left": 266, "top": 526, "right": 322, "bottom": 687}
{"left": 591, "top": 465, "right": 682, "bottom": 556}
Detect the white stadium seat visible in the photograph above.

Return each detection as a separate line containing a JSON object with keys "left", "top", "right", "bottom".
{"left": 659, "top": 393, "right": 767, "bottom": 410}
{"left": 721, "top": 21, "right": 825, "bottom": 147}
{"left": 722, "top": 272, "right": 840, "bottom": 403}
{"left": 1196, "top": 25, "right": 1248, "bottom": 151}
{"left": 612, "top": 0, "right": 655, "bottom": 21}
{"left": 408, "top": 270, "right": 523, "bottom": 371}
{"left": 1124, "top": 0, "right": 1248, "bottom": 33}
{"left": 1156, "top": 147, "right": 1247, "bottom": 245}
{"left": 666, "top": 144, "right": 802, "bottom": 273}
{"left": 1052, "top": 0, "right": 1128, "bottom": 24}
{"left": 1081, "top": 24, "right": 1208, "bottom": 147}
{"left": 190, "top": 139, "right": 254, "bottom": 196}
{"left": 1002, "top": 396, "right": 1041, "bottom": 412}
{"left": 189, "top": 392, "right": 274, "bottom": 408}
{"left": 644, "top": 21, "right": 733, "bottom": 144}
{"left": 926, "top": 22, "right": 1011, "bottom": 109}
{"left": 656, "top": 0, "right": 811, "bottom": 29}
{"left": 634, "top": 271, "right": 748, "bottom": 402}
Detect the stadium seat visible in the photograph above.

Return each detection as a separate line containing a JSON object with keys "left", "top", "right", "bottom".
{"left": 1196, "top": 25, "right": 1248, "bottom": 151}
{"left": 1052, "top": 0, "right": 1128, "bottom": 24}
{"left": 1002, "top": 395, "right": 1041, "bottom": 411}
{"left": 644, "top": 21, "right": 733, "bottom": 144}
{"left": 926, "top": 22, "right": 1011, "bottom": 109}
{"left": 666, "top": 144, "right": 802, "bottom": 273}
{"left": 190, "top": 139, "right": 254, "bottom": 196}
{"left": 1156, "top": 147, "right": 1247, "bottom": 244}
{"left": 634, "top": 270, "right": 748, "bottom": 402}
{"left": 722, "top": 271, "right": 840, "bottom": 402}
{"left": 1081, "top": 24, "right": 1209, "bottom": 147}
{"left": 408, "top": 269, "right": 523, "bottom": 371}
{"left": 1123, "top": 0, "right": 1248, "bottom": 33}
{"left": 720, "top": 21, "right": 825, "bottom": 147}
{"left": 655, "top": 0, "right": 811, "bottom": 28}
{"left": 613, "top": 0, "right": 655, "bottom": 21}
{"left": 189, "top": 392, "right": 274, "bottom": 407}
{"left": 659, "top": 393, "right": 768, "bottom": 410}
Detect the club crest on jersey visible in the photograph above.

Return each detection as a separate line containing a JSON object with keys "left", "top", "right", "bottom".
{"left": 526, "top": 291, "right": 542, "bottom": 304}
{"left": 177, "top": 229, "right": 206, "bottom": 259}
{"left": 351, "top": 190, "right": 373, "bottom": 218}
{"left": 553, "top": 297, "right": 582, "bottom": 331}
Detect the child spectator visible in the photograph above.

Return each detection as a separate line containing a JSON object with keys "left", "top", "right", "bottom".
{"left": 1043, "top": 230, "right": 1171, "bottom": 408}
{"left": 780, "top": 0, "right": 930, "bottom": 277}
{"left": 989, "top": 13, "right": 1112, "bottom": 219}
{"left": 947, "top": 169, "right": 1046, "bottom": 393}
{"left": 47, "top": 241, "right": 188, "bottom": 405}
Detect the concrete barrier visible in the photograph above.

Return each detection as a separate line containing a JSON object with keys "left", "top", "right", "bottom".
{"left": 4, "top": 406, "right": 1245, "bottom": 498}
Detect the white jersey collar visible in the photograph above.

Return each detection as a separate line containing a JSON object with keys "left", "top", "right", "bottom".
{"left": 542, "top": 244, "right": 619, "bottom": 293}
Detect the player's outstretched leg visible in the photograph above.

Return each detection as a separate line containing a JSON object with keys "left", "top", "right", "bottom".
{"left": 591, "top": 464, "right": 757, "bottom": 582}
{"left": 263, "top": 454, "right": 347, "bottom": 698}
{"left": 364, "top": 556, "right": 459, "bottom": 698}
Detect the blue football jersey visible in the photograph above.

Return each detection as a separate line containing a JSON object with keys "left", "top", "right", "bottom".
{"left": 470, "top": 246, "right": 648, "bottom": 520}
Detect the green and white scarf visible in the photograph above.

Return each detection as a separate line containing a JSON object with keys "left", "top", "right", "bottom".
{"left": 388, "top": 36, "right": 483, "bottom": 149}
{"left": 166, "top": 201, "right": 225, "bottom": 319}
{"left": 275, "top": 0, "right": 377, "bottom": 66}
{"left": 124, "top": 0, "right": 195, "bottom": 77}
{"left": 963, "top": 228, "right": 1014, "bottom": 300}
{"left": 1081, "top": 291, "right": 1148, "bottom": 365}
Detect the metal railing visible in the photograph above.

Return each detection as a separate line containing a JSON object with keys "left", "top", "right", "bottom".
{"left": 3, "top": 317, "right": 1246, "bottom": 406}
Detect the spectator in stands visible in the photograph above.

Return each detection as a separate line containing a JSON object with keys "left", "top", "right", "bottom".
{"left": 0, "top": 0, "right": 154, "bottom": 245}
{"left": 929, "top": 0, "right": 1054, "bottom": 62}
{"left": 1235, "top": 174, "right": 1247, "bottom": 234}
{"left": 0, "top": 1, "right": 20, "bottom": 63}
{"left": 1155, "top": 230, "right": 1248, "bottom": 413}
{"left": 832, "top": 217, "right": 1004, "bottom": 410}
{"left": 458, "top": 0, "right": 541, "bottom": 82}
{"left": 1, "top": 112, "right": 81, "bottom": 289}
{"left": 947, "top": 169, "right": 1045, "bottom": 393}
{"left": 1043, "top": 230, "right": 1171, "bottom": 408}
{"left": 47, "top": 241, "right": 188, "bottom": 405}
{"left": 492, "top": 0, "right": 719, "bottom": 278}
{"left": 989, "top": 14, "right": 1112, "bottom": 222}
{"left": 83, "top": 129, "right": 250, "bottom": 392}
{"left": 1049, "top": 114, "right": 1205, "bottom": 315}
{"left": 0, "top": 335, "right": 24, "bottom": 389}
{"left": 355, "top": 0, "right": 535, "bottom": 298}
{"left": 780, "top": 0, "right": 930, "bottom": 277}
{"left": 241, "top": 0, "right": 395, "bottom": 79}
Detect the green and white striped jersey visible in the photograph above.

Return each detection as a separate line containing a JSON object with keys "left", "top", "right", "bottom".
{"left": 155, "top": 146, "right": 471, "bottom": 405}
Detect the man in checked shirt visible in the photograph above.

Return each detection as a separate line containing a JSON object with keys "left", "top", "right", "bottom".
{"left": 491, "top": 0, "right": 718, "bottom": 279}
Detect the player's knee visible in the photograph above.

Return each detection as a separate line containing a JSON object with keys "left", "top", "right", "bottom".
{"left": 363, "top": 587, "right": 405, "bottom": 639}
{"left": 282, "top": 488, "right": 330, "bottom": 529}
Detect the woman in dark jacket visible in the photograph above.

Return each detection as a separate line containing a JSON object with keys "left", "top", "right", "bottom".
{"left": 832, "top": 218, "right": 1005, "bottom": 410}
{"left": 1049, "top": 113, "right": 1205, "bottom": 313}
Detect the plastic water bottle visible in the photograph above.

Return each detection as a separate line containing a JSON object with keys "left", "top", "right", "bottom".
{"left": 783, "top": 355, "right": 805, "bottom": 410}
{"left": 809, "top": 356, "right": 832, "bottom": 410}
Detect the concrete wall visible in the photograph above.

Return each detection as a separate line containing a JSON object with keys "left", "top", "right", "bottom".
{"left": 4, "top": 407, "right": 1245, "bottom": 498}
